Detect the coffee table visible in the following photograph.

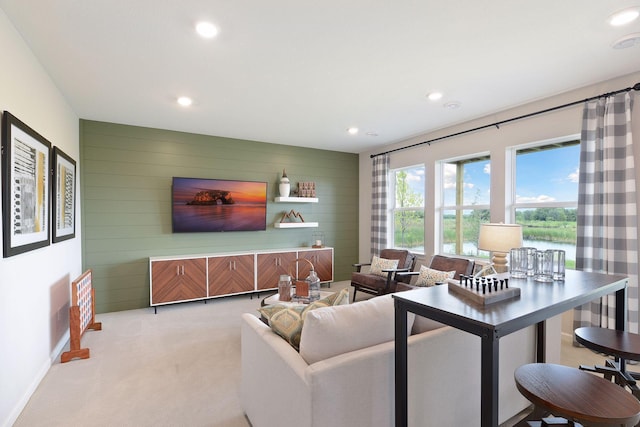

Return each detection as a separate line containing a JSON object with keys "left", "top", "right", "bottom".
{"left": 261, "top": 290, "right": 334, "bottom": 307}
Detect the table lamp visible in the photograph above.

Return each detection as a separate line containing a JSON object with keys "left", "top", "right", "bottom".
{"left": 477, "top": 223, "right": 523, "bottom": 275}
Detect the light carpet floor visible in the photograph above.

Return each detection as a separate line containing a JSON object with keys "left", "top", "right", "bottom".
{"left": 14, "top": 281, "right": 613, "bottom": 427}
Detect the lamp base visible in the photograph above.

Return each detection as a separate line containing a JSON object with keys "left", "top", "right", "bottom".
{"left": 492, "top": 253, "right": 508, "bottom": 273}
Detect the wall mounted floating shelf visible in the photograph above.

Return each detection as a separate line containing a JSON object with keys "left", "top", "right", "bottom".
{"left": 274, "top": 197, "right": 318, "bottom": 203}
{"left": 274, "top": 222, "right": 319, "bottom": 229}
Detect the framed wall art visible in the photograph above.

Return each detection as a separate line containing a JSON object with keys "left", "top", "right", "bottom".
{"left": 52, "top": 146, "right": 76, "bottom": 243}
{"left": 1, "top": 111, "right": 51, "bottom": 257}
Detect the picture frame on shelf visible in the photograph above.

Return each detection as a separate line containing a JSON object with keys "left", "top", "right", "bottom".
{"left": 52, "top": 146, "right": 76, "bottom": 243}
{"left": 1, "top": 111, "right": 51, "bottom": 257}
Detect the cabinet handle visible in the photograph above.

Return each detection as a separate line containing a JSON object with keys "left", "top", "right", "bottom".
{"left": 181, "top": 265, "right": 185, "bottom": 275}
{"left": 233, "top": 261, "right": 237, "bottom": 270}
{"left": 176, "top": 265, "right": 180, "bottom": 276}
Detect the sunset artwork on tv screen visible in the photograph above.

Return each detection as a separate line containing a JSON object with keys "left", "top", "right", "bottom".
{"left": 172, "top": 177, "right": 267, "bottom": 232}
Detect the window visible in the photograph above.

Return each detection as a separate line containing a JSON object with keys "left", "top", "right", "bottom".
{"left": 512, "top": 139, "right": 580, "bottom": 268}
{"left": 391, "top": 165, "right": 425, "bottom": 253}
{"left": 439, "top": 155, "right": 491, "bottom": 257}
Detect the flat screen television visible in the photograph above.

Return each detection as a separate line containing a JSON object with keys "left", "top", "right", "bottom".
{"left": 172, "top": 177, "right": 267, "bottom": 233}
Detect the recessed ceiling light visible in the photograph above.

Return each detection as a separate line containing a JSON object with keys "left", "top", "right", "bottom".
{"left": 612, "top": 32, "right": 640, "bottom": 49}
{"left": 347, "top": 127, "right": 359, "bottom": 135}
{"left": 177, "top": 96, "right": 193, "bottom": 107}
{"left": 196, "top": 21, "right": 218, "bottom": 38}
{"left": 427, "top": 92, "right": 443, "bottom": 101}
{"left": 608, "top": 7, "right": 640, "bottom": 26}
{"left": 443, "top": 101, "right": 461, "bottom": 110}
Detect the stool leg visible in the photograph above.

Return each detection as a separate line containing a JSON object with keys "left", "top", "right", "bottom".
{"left": 518, "top": 406, "right": 552, "bottom": 426}
{"left": 580, "top": 361, "right": 640, "bottom": 401}
{"left": 579, "top": 363, "right": 617, "bottom": 382}
{"left": 522, "top": 417, "right": 584, "bottom": 426}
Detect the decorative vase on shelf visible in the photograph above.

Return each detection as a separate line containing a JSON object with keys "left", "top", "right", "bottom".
{"left": 279, "top": 169, "right": 290, "bottom": 197}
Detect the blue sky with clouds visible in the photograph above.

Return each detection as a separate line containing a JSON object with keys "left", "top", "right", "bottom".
{"left": 401, "top": 143, "right": 580, "bottom": 206}
{"left": 515, "top": 144, "right": 580, "bottom": 203}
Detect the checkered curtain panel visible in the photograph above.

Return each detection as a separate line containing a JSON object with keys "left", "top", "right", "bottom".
{"left": 574, "top": 92, "right": 638, "bottom": 333}
{"left": 371, "top": 154, "right": 389, "bottom": 258}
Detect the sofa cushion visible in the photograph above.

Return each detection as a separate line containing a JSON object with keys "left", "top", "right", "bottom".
{"left": 258, "top": 288, "right": 349, "bottom": 350}
{"left": 369, "top": 256, "right": 399, "bottom": 277}
{"left": 414, "top": 265, "right": 456, "bottom": 287}
{"left": 299, "top": 294, "right": 415, "bottom": 364}
{"left": 412, "top": 315, "right": 446, "bottom": 334}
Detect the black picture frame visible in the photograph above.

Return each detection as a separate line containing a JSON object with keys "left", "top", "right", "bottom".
{"left": 52, "top": 146, "right": 76, "bottom": 243}
{"left": 1, "top": 111, "right": 51, "bottom": 257}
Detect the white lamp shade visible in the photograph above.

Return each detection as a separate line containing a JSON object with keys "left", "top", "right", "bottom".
{"left": 478, "top": 223, "right": 523, "bottom": 254}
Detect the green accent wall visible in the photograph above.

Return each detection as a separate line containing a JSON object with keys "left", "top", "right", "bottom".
{"left": 80, "top": 120, "right": 359, "bottom": 313}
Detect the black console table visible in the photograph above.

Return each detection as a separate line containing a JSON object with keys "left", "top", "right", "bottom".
{"left": 393, "top": 269, "right": 628, "bottom": 427}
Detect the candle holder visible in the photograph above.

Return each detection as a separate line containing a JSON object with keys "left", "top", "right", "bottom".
{"left": 312, "top": 231, "right": 325, "bottom": 248}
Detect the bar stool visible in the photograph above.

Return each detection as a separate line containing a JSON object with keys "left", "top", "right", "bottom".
{"left": 574, "top": 326, "right": 640, "bottom": 398}
{"left": 514, "top": 363, "right": 640, "bottom": 427}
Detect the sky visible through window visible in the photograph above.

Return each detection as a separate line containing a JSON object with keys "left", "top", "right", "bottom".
{"left": 516, "top": 144, "right": 580, "bottom": 203}
{"left": 443, "top": 160, "right": 491, "bottom": 206}
{"left": 399, "top": 166, "right": 425, "bottom": 203}
{"left": 438, "top": 144, "right": 580, "bottom": 206}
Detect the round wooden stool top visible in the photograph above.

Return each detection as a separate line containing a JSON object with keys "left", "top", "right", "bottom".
{"left": 515, "top": 363, "right": 640, "bottom": 426}
{"left": 575, "top": 327, "right": 640, "bottom": 361}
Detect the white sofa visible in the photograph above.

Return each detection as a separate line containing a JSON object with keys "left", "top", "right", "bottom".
{"left": 241, "top": 293, "right": 560, "bottom": 427}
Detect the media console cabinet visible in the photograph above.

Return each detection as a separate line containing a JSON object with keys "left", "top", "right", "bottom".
{"left": 149, "top": 247, "right": 333, "bottom": 311}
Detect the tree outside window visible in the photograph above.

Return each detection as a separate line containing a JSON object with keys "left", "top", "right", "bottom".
{"left": 392, "top": 166, "right": 424, "bottom": 253}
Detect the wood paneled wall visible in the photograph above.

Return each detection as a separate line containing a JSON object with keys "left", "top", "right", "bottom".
{"left": 80, "top": 120, "right": 359, "bottom": 313}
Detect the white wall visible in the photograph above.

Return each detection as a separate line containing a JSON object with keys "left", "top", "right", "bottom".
{"left": 359, "top": 72, "right": 640, "bottom": 263}
{"left": 0, "top": 8, "right": 80, "bottom": 427}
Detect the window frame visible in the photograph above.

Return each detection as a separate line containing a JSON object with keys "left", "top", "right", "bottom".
{"left": 437, "top": 153, "right": 491, "bottom": 258}
{"left": 508, "top": 135, "right": 580, "bottom": 266}
{"left": 508, "top": 136, "right": 580, "bottom": 214}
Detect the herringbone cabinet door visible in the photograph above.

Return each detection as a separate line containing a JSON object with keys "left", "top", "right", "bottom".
{"left": 256, "top": 251, "right": 296, "bottom": 290}
{"left": 298, "top": 249, "right": 333, "bottom": 282}
{"left": 208, "top": 254, "right": 255, "bottom": 296}
{"left": 151, "top": 258, "right": 207, "bottom": 304}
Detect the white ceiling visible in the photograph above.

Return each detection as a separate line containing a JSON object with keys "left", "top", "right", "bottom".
{"left": 1, "top": 1, "right": 639, "bottom": 154}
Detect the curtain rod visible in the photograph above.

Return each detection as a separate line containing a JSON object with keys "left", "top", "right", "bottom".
{"left": 370, "top": 82, "right": 640, "bottom": 159}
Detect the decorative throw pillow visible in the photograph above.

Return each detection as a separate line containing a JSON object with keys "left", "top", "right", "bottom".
{"left": 369, "top": 256, "right": 399, "bottom": 277}
{"left": 306, "top": 287, "right": 349, "bottom": 308}
{"left": 263, "top": 305, "right": 307, "bottom": 350}
{"left": 257, "top": 287, "right": 349, "bottom": 350}
{"left": 414, "top": 266, "right": 456, "bottom": 287}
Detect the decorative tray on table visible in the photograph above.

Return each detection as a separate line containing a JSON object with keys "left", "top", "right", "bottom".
{"left": 446, "top": 273, "right": 520, "bottom": 305}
